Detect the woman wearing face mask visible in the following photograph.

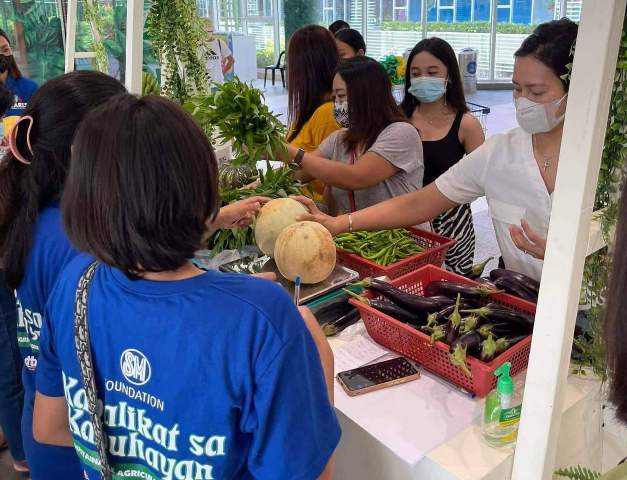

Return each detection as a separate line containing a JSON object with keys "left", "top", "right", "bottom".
{"left": 287, "top": 25, "right": 341, "bottom": 200}
{"left": 295, "top": 19, "right": 577, "bottom": 281}
{"left": 0, "top": 30, "right": 38, "bottom": 129}
{"left": 403, "top": 38, "right": 484, "bottom": 275}
{"left": 283, "top": 56, "right": 423, "bottom": 215}
{"left": 335, "top": 29, "right": 366, "bottom": 60}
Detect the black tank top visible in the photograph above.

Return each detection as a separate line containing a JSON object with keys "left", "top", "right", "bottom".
{"left": 421, "top": 112, "right": 466, "bottom": 186}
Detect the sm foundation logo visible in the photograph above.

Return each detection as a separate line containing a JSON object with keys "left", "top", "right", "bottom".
{"left": 120, "top": 349, "right": 152, "bottom": 386}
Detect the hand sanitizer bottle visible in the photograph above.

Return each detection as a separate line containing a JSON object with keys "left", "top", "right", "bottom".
{"left": 482, "top": 362, "right": 522, "bottom": 447}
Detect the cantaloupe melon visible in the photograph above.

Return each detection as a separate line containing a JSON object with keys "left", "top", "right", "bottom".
{"left": 274, "top": 221, "right": 336, "bottom": 284}
{"left": 255, "top": 198, "right": 308, "bottom": 256}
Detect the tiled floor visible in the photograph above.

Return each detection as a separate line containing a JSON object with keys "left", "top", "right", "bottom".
{"left": 0, "top": 449, "right": 28, "bottom": 479}
{"left": 257, "top": 80, "right": 517, "bottom": 272}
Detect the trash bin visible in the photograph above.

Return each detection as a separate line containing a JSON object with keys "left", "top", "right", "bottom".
{"left": 458, "top": 48, "right": 478, "bottom": 94}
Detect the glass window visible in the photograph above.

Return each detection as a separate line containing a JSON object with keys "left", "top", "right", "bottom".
{"left": 565, "top": 0, "right": 582, "bottom": 21}
{"left": 494, "top": 0, "right": 538, "bottom": 80}
{"left": 247, "top": 21, "right": 275, "bottom": 67}
{"left": 426, "top": 1, "right": 490, "bottom": 80}
{"left": 366, "top": 0, "right": 422, "bottom": 60}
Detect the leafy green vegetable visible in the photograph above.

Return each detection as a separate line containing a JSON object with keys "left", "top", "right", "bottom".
{"left": 184, "top": 78, "right": 287, "bottom": 167}
{"left": 208, "top": 163, "right": 303, "bottom": 253}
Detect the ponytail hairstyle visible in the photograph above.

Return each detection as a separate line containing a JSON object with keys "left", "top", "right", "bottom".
{"left": 0, "top": 70, "right": 126, "bottom": 289}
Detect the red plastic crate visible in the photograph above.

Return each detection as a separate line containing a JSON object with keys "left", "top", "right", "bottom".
{"left": 350, "top": 264, "right": 537, "bottom": 397}
{"left": 336, "top": 227, "right": 456, "bottom": 280}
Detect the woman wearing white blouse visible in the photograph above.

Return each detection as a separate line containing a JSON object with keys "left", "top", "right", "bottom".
{"left": 295, "top": 18, "right": 578, "bottom": 281}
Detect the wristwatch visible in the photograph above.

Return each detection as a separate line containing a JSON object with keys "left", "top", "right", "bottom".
{"left": 293, "top": 148, "right": 305, "bottom": 166}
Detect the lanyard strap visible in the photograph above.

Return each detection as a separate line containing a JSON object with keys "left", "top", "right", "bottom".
{"left": 347, "top": 149, "right": 357, "bottom": 213}
{"left": 74, "top": 261, "right": 112, "bottom": 480}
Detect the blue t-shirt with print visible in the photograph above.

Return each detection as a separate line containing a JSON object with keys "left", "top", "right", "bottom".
{"left": 16, "top": 204, "right": 84, "bottom": 479}
{"left": 37, "top": 255, "right": 341, "bottom": 480}
{"left": 3, "top": 75, "right": 38, "bottom": 118}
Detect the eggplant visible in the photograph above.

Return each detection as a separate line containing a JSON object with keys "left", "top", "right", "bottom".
{"left": 489, "top": 268, "right": 540, "bottom": 294}
{"left": 362, "top": 278, "right": 454, "bottom": 313}
{"left": 444, "top": 294, "right": 463, "bottom": 345}
{"left": 345, "top": 289, "right": 420, "bottom": 324}
{"left": 468, "top": 257, "right": 494, "bottom": 279}
{"left": 451, "top": 330, "right": 483, "bottom": 353}
{"left": 425, "top": 281, "right": 500, "bottom": 300}
{"left": 429, "top": 300, "right": 478, "bottom": 324}
{"left": 369, "top": 299, "right": 418, "bottom": 325}
{"left": 462, "top": 304, "right": 534, "bottom": 332}
{"left": 312, "top": 298, "right": 354, "bottom": 325}
{"left": 322, "top": 309, "right": 360, "bottom": 336}
{"left": 459, "top": 315, "right": 480, "bottom": 335}
{"left": 493, "top": 276, "right": 538, "bottom": 303}
{"left": 423, "top": 324, "right": 446, "bottom": 345}
{"left": 448, "top": 331, "right": 483, "bottom": 377}
{"left": 480, "top": 334, "right": 498, "bottom": 362}
{"left": 479, "top": 322, "right": 528, "bottom": 339}
{"left": 495, "top": 334, "right": 530, "bottom": 354}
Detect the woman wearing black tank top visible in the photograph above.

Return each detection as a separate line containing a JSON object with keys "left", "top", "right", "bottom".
{"left": 401, "top": 38, "right": 485, "bottom": 275}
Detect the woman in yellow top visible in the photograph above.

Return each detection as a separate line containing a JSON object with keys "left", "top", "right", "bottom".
{"left": 286, "top": 25, "right": 340, "bottom": 199}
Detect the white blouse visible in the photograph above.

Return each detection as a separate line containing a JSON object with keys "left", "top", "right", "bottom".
{"left": 435, "top": 127, "right": 550, "bottom": 281}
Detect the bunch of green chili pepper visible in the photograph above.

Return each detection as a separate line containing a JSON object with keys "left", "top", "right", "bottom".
{"left": 335, "top": 230, "right": 424, "bottom": 266}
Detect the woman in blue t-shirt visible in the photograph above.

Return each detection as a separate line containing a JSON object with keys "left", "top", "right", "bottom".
{"left": 0, "top": 29, "right": 38, "bottom": 121}
{"left": 0, "top": 71, "right": 128, "bottom": 479}
{"left": 33, "top": 94, "right": 339, "bottom": 479}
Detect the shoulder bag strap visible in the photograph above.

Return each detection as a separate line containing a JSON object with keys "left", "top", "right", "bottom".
{"left": 74, "top": 261, "right": 112, "bottom": 480}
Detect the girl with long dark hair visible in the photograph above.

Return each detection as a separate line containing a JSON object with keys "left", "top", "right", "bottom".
{"left": 0, "top": 80, "right": 27, "bottom": 474}
{"left": 283, "top": 56, "right": 423, "bottom": 214}
{"left": 32, "top": 94, "right": 339, "bottom": 480}
{"left": 286, "top": 25, "right": 340, "bottom": 199}
{"left": 0, "top": 70, "right": 127, "bottom": 479}
{"left": 401, "top": 38, "right": 485, "bottom": 275}
{"left": 297, "top": 19, "right": 578, "bottom": 282}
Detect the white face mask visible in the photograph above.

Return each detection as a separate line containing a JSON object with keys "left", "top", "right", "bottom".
{"left": 515, "top": 94, "right": 567, "bottom": 134}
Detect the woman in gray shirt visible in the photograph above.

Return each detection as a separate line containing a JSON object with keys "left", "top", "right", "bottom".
{"left": 284, "top": 56, "right": 424, "bottom": 215}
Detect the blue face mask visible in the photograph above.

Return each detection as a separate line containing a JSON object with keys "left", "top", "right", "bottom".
{"left": 408, "top": 76, "right": 447, "bottom": 103}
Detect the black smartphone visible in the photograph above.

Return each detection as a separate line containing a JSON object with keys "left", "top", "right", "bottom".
{"left": 336, "top": 357, "right": 420, "bottom": 396}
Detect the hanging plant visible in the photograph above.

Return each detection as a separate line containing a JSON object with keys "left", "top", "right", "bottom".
{"left": 82, "top": 0, "right": 109, "bottom": 74}
{"left": 574, "top": 14, "right": 627, "bottom": 377}
{"left": 145, "top": 0, "right": 208, "bottom": 103}
{"left": 183, "top": 77, "right": 287, "bottom": 167}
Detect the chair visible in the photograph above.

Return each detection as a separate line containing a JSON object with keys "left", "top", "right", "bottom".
{"left": 264, "top": 51, "right": 286, "bottom": 88}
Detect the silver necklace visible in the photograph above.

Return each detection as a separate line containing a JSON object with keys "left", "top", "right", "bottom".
{"left": 533, "top": 137, "right": 559, "bottom": 172}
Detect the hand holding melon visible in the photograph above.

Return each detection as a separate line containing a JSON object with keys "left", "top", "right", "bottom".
{"left": 254, "top": 198, "right": 336, "bottom": 284}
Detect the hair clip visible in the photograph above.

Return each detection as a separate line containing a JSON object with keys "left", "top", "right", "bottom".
{"left": 8, "top": 115, "right": 34, "bottom": 165}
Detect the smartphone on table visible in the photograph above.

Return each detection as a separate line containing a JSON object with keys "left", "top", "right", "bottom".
{"left": 337, "top": 357, "right": 420, "bottom": 397}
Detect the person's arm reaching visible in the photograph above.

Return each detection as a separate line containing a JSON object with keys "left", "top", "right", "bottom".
{"left": 297, "top": 148, "right": 399, "bottom": 191}
{"left": 295, "top": 182, "right": 458, "bottom": 235}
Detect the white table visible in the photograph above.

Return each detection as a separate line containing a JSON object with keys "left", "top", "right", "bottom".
{"left": 329, "top": 325, "right": 604, "bottom": 479}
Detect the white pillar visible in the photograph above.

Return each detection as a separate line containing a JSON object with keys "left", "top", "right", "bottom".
{"left": 511, "top": 1, "right": 627, "bottom": 478}
{"left": 125, "top": 0, "right": 144, "bottom": 95}
{"left": 64, "top": 0, "right": 78, "bottom": 73}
